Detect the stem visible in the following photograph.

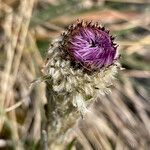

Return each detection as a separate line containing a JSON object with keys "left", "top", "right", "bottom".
{"left": 44, "top": 80, "right": 79, "bottom": 148}
{"left": 44, "top": 81, "right": 57, "bottom": 142}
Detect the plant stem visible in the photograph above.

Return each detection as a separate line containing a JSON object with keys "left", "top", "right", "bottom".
{"left": 44, "top": 81, "right": 79, "bottom": 148}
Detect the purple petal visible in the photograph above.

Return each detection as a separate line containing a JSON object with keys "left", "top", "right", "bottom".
{"left": 67, "top": 25, "right": 117, "bottom": 70}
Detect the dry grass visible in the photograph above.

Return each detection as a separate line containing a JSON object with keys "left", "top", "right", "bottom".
{"left": 0, "top": 0, "right": 150, "bottom": 149}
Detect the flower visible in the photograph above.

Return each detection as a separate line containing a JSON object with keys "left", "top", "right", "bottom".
{"left": 61, "top": 20, "right": 118, "bottom": 71}
{"left": 44, "top": 20, "right": 120, "bottom": 115}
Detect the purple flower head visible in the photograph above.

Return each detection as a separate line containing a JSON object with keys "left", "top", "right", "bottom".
{"left": 61, "top": 20, "right": 118, "bottom": 71}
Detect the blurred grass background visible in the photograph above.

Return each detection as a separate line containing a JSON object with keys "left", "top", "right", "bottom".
{"left": 0, "top": 0, "right": 150, "bottom": 149}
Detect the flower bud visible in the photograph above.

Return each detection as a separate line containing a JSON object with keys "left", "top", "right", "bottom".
{"left": 44, "top": 20, "right": 120, "bottom": 115}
